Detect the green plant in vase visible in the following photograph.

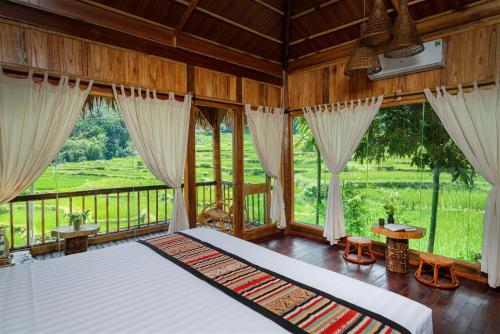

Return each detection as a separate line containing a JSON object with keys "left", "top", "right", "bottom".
{"left": 382, "top": 192, "right": 400, "bottom": 225}
{"left": 65, "top": 210, "right": 91, "bottom": 231}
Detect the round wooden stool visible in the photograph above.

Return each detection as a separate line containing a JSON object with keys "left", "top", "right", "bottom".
{"left": 415, "top": 253, "right": 459, "bottom": 289}
{"left": 343, "top": 236, "right": 376, "bottom": 265}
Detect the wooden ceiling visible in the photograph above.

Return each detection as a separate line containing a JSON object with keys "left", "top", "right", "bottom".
{"left": 1, "top": 0, "right": 496, "bottom": 83}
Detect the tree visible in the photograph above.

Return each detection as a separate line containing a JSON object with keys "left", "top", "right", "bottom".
{"left": 56, "top": 99, "right": 134, "bottom": 163}
{"left": 294, "top": 118, "right": 323, "bottom": 225}
{"left": 354, "top": 103, "right": 474, "bottom": 253}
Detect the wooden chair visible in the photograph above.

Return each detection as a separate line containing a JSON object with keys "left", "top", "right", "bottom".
{"left": 343, "top": 236, "right": 376, "bottom": 265}
{"left": 197, "top": 198, "right": 234, "bottom": 234}
{"left": 415, "top": 253, "right": 459, "bottom": 289}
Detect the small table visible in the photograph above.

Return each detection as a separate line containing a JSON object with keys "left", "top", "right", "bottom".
{"left": 371, "top": 224, "right": 426, "bottom": 273}
{"left": 51, "top": 224, "right": 100, "bottom": 255}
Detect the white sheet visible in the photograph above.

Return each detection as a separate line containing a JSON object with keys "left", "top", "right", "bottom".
{"left": 0, "top": 228, "right": 432, "bottom": 334}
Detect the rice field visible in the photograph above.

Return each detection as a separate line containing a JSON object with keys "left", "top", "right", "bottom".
{"left": 0, "top": 129, "right": 489, "bottom": 262}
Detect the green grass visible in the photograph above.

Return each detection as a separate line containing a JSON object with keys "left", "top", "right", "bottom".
{"left": 0, "top": 128, "right": 488, "bottom": 262}
{"left": 293, "top": 144, "right": 489, "bottom": 262}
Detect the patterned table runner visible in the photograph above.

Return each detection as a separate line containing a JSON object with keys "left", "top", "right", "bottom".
{"left": 139, "top": 233, "right": 409, "bottom": 334}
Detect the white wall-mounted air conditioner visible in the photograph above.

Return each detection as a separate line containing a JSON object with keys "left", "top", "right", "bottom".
{"left": 368, "top": 39, "right": 444, "bottom": 81}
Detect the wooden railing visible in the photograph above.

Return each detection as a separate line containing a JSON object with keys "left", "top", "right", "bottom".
{"left": 3, "top": 184, "right": 179, "bottom": 250}
{"left": 197, "top": 180, "right": 271, "bottom": 228}
{"left": 1, "top": 180, "right": 272, "bottom": 251}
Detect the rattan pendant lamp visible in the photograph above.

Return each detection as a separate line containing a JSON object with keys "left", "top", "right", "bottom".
{"left": 360, "top": 0, "right": 393, "bottom": 46}
{"left": 344, "top": 1, "right": 382, "bottom": 76}
{"left": 384, "top": 0, "right": 424, "bottom": 58}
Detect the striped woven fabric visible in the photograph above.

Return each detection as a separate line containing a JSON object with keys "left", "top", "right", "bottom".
{"left": 139, "top": 233, "right": 409, "bottom": 334}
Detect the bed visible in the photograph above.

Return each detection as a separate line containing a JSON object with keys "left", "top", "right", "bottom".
{"left": 0, "top": 228, "right": 432, "bottom": 333}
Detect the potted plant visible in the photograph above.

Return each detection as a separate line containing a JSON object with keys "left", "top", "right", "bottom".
{"left": 66, "top": 210, "right": 90, "bottom": 231}
{"left": 382, "top": 192, "right": 399, "bottom": 224}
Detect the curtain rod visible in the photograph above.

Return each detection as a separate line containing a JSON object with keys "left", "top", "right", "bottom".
{"left": 0, "top": 64, "right": 249, "bottom": 109}
{"left": 286, "top": 78, "right": 497, "bottom": 113}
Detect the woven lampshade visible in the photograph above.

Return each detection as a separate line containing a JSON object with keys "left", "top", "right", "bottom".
{"left": 360, "top": 0, "right": 393, "bottom": 46}
{"left": 384, "top": 0, "right": 424, "bottom": 58}
{"left": 345, "top": 24, "right": 382, "bottom": 76}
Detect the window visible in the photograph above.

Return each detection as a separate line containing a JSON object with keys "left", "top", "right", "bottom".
{"left": 1, "top": 97, "right": 172, "bottom": 249}
{"left": 292, "top": 102, "right": 487, "bottom": 262}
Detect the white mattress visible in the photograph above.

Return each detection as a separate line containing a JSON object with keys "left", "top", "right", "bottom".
{"left": 0, "top": 228, "right": 432, "bottom": 334}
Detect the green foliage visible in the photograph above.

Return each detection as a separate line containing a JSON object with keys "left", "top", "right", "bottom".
{"left": 56, "top": 101, "right": 133, "bottom": 163}
{"left": 65, "top": 210, "right": 91, "bottom": 230}
{"left": 382, "top": 192, "right": 400, "bottom": 216}
{"left": 354, "top": 103, "right": 473, "bottom": 185}
{"left": 304, "top": 184, "right": 327, "bottom": 202}
{"left": 342, "top": 183, "right": 369, "bottom": 236}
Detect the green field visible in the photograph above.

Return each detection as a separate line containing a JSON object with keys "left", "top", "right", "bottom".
{"left": 0, "top": 127, "right": 489, "bottom": 262}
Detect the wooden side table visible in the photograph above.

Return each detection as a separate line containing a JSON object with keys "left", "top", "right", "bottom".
{"left": 51, "top": 224, "right": 100, "bottom": 255}
{"left": 371, "top": 224, "right": 426, "bottom": 273}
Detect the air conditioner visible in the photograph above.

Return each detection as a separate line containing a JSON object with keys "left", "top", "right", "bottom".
{"left": 368, "top": 39, "right": 444, "bottom": 81}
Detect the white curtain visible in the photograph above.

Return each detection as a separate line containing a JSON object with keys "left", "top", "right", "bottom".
{"left": 425, "top": 80, "right": 499, "bottom": 288}
{"left": 0, "top": 69, "right": 92, "bottom": 205}
{"left": 113, "top": 85, "right": 191, "bottom": 234}
{"left": 245, "top": 105, "right": 286, "bottom": 229}
{"left": 303, "top": 96, "right": 383, "bottom": 244}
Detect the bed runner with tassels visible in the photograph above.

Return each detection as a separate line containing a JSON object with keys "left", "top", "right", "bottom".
{"left": 138, "top": 233, "right": 409, "bottom": 334}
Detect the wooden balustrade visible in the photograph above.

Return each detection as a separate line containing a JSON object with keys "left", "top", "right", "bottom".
{"left": 0, "top": 180, "right": 272, "bottom": 251}
{"left": 2, "top": 184, "right": 178, "bottom": 250}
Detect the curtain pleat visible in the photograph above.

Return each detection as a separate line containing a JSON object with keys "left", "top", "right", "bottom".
{"left": 425, "top": 80, "right": 500, "bottom": 288}
{"left": 113, "top": 85, "right": 191, "bottom": 234}
{"left": 245, "top": 105, "right": 286, "bottom": 229}
{"left": 0, "top": 69, "right": 92, "bottom": 205}
{"left": 303, "top": 96, "right": 383, "bottom": 244}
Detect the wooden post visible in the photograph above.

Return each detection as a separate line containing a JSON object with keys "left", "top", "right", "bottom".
{"left": 265, "top": 175, "right": 271, "bottom": 225}
{"left": 184, "top": 65, "right": 197, "bottom": 228}
{"left": 282, "top": 72, "right": 294, "bottom": 233}
{"left": 213, "top": 114, "right": 223, "bottom": 204}
{"left": 232, "top": 77, "right": 244, "bottom": 238}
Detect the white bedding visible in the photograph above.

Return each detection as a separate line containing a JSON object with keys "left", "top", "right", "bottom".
{"left": 0, "top": 228, "right": 432, "bottom": 334}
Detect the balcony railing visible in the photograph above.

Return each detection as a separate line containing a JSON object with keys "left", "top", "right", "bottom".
{"left": 1, "top": 181, "right": 271, "bottom": 251}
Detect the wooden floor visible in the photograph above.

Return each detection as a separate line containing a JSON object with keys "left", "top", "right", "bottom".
{"left": 35, "top": 232, "right": 499, "bottom": 334}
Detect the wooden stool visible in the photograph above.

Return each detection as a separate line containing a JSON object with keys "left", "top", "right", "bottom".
{"left": 343, "top": 236, "right": 376, "bottom": 265}
{"left": 415, "top": 253, "right": 459, "bottom": 289}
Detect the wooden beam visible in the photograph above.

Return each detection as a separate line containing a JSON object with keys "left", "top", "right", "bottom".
{"left": 176, "top": 33, "right": 282, "bottom": 76}
{"left": 282, "top": 0, "right": 292, "bottom": 69}
{"left": 185, "top": 65, "right": 197, "bottom": 228}
{"left": 288, "top": 0, "right": 500, "bottom": 72}
{"left": 291, "top": 0, "right": 343, "bottom": 20}
{"left": 282, "top": 73, "right": 293, "bottom": 233}
{"left": 172, "top": 0, "right": 282, "bottom": 44}
{"left": 20, "top": 0, "right": 175, "bottom": 45}
{"left": 251, "top": 0, "right": 285, "bottom": 16}
{"left": 232, "top": 77, "right": 245, "bottom": 238}
{"left": 213, "top": 116, "right": 223, "bottom": 204}
{"left": 173, "top": 0, "right": 199, "bottom": 38}
{"left": 0, "top": 1, "right": 282, "bottom": 85}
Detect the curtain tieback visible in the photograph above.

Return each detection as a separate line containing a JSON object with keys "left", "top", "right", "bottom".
{"left": 330, "top": 173, "right": 341, "bottom": 184}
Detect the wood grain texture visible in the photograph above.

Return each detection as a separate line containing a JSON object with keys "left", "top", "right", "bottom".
{"left": 0, "top": 1, "right": 282, "bottom": 85}
{"left": 288, "top": 23, "right": 499, "bottom": 108}
{"left": 195, "top": 67, "right": 236, "bottom": 101}
{"left": 242, "top": 78, "right": 282, "bottom": 107}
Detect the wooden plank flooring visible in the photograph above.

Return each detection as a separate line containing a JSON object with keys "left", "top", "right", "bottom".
{"left": 35, "top": 232, "right": 500, "bottom": 334}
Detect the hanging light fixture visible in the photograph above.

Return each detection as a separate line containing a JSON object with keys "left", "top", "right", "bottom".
{"left": 344, "top": 0, "right": 382, "bottom": 76}
{"left": 344, "top": 28, "right": 382, "bottom": 76}
{"left": 384, "top": 0, "right": 424, "bottom": 58}
{"left": 361, "top": 0, "right": 393, "bottom": 46}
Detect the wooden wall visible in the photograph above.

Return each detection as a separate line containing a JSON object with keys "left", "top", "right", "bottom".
{"left": 0, "top": 20, "right": 282, "bottom": 106}
{"left": 288, "top": 22, "right": 500, "bottom": 108}
{"left": 243, "top": 78, "right": 282, "bottom": 108}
